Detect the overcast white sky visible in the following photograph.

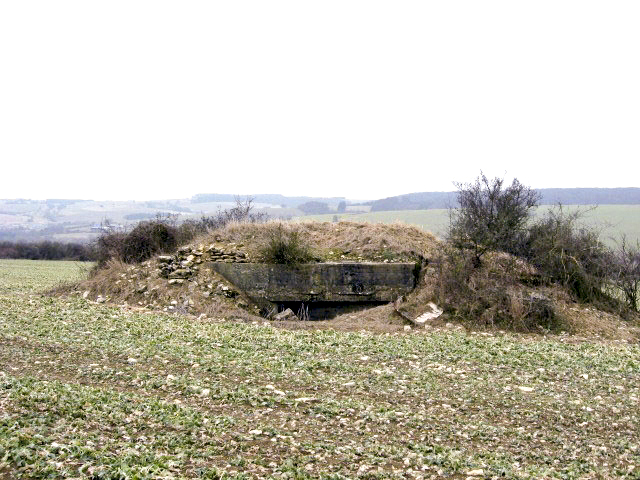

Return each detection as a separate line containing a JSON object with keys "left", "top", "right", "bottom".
{"left": 1, "top": 1, "right": 639, "bottom": 201}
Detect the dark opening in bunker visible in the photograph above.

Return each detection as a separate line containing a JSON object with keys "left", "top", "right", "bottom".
{"left": 275, "top": 301, "right": 388, "bottom": 321}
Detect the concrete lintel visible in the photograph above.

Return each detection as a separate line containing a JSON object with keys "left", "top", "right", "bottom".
{"left": 209, "top": 262, "right": 417, "bottom": 303}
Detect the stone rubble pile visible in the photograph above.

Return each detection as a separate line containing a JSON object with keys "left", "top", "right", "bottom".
{"left": 157, "top": 243, "right": 249, "bottom": 284}
{"left": 83, "top": 242, "right": 257, "bottom": 316}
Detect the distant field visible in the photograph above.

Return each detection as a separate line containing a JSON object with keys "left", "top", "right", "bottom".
{"left": 0, "top": 259, "right": 92, "bottom": 295}
{"left": 299, "top": 205, "right": 640, "bottom": 246}
{"left": 1, "top": 260, "right": 639, "bottom": 477}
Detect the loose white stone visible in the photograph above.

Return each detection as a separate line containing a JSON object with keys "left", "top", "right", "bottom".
{"left": 414, "top": 302, "right": 443, "bottom": 324}
{"left": 294, "top": 397, "right": 318, "bottom": 403}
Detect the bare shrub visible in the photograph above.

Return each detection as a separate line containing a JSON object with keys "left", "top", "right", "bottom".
{"left": 430, "top": 246, "right": 562, "bottom": 331}
{"left": 93, "top": 217, "right": 179, "bottom": 267}
{"left": 178, "top": 197, "right": 268, "bottom": 241}
{"left": 94, "top": 231, "right": 128, "bottom": 267}
{"left": 121, "top": 220, "right": 179, "bottom": 263}
{"left": 447, "top": 172, "right": 634, "bottom": 319}
{"left": 611, "top": 235, "right": 640, "bottom": 311}
{"left": 520, "top": 206, "right": 614, "bottom": 306}
{"left": 448, "top": 172, "right": 540, "bottom": 265}
{"left": 94, "top": 197, "right": 268, "bottom": 268}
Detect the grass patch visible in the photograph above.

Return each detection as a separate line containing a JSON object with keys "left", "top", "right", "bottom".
{"left": 0, "top": 259, "right": 91, "bottom": 295}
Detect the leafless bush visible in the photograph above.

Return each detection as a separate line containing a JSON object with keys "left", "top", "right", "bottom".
{"left": 180, "top": 197, "right": 268, "bottom": 238}
{"left": 431, "top": 246, "right": 561, "bottom": 331}
{"left": 519, "top": 206, "right": 614, "bottom": 307}
{"left": 447, "top": 172, "right": 634, "bottom": 317}
{"left": 448, "top": 172, "right": 540, "bottom": 265}
{"left": 94, "top": 197, "right": 268, "bottom": 267}
{"left": 611, "top": 235, "right": 640, "bottom": 311}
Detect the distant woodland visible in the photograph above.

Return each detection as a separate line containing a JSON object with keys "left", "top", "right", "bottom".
{"left": 369, "top": 188, "right": 640, "bottom": 211}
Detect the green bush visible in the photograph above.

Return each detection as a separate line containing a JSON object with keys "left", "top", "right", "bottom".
{"left": 260, "top": 224, "right": 313, "bottom": 265}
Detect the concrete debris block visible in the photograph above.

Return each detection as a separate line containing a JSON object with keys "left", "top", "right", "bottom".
{"left": 273, "top": 308, "right": 299, "bottom": 321}
{"left": 82, "top": 290, "right": 90, "bottom": 299}
{"left": 414, "top": 302, "right": 443, "bottom": 324}
{"left": 96, "top": 296, "right": 106, "bottom": 303}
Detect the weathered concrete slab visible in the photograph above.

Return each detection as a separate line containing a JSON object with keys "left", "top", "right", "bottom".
{"left": 209, "top": 262, "right": 417, "bottom": 303}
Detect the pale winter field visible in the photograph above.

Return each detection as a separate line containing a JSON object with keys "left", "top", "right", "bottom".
{"left": 0, "top": 259, "right": 639, "bottom": 478}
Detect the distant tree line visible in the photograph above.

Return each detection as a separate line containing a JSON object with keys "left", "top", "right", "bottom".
{"left": 297, "top": 201, "right": 332, "bottom": 215}
{"left": 370, "top": 192, "right": 457, "bottom": 211}
{"left": 0, "top": 223, "right": 76, "bottom": 243}
{"left": 0, "top": 241, "right": 95, "bottom": 261}
{"left": 370, "top": 188, "right": 640, "bottom": 212}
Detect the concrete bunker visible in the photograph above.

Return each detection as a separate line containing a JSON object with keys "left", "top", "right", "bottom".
{"left": 210, "top": 262, "right": 419, "bottom": 320}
